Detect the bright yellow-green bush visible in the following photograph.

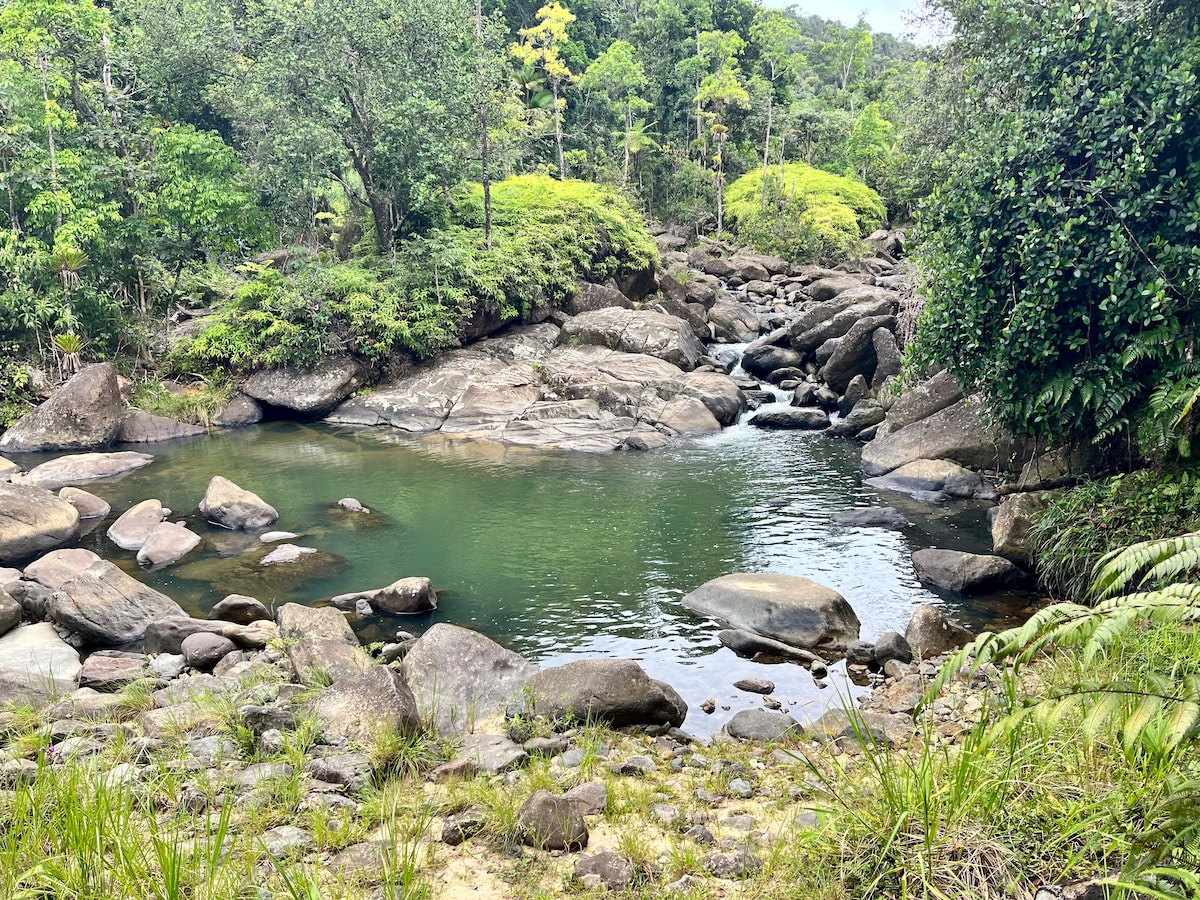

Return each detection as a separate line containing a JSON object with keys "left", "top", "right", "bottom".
{"left": 725, "top": 163, "right": 885, "bottom": 262}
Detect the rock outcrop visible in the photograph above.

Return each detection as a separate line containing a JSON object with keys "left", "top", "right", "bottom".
{"left": 0, "top": 363, "right": 124, "bottom": 452}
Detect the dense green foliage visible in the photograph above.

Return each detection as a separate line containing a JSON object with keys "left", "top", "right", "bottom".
{"left": 174, "top": 176, "right": 655, "bottom": 373}
{"left": 1028, "top": 467, "right": 1200, "bottom": 599}
{"left": 724, "top": 162, "right": 885, "bottom": 261}
{"left": 910, "top": 0, "right": 1200, "bottom": 449}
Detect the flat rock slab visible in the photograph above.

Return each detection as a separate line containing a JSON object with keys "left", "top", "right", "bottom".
{"left": 558, "top": 307, "right": 707, "bottom": 371}
{"left": 19, "top": 451, "right": 154, "bottom": 491}
{"left": 682, "top": 573, "right": 860, "bottom": 652}
{"left": 49, "top": 560, "right": 187, "bottom": 646}
{"left": 400, "top": 623, "right": 538, "bottom": 736}
{"left": 0, "top": 622, "right": 82, "bottom": 699}
{"left": 748, "top": 408, "right": 830, "bottom": 430}
{"left": 107, "top": 499, "right": 165, "bottom": 550}
{"left": 862, "top": 399, "right": 1031, "bottom": 476}
{"left": 0, "top": 483, "right": 81, "bottom": 566}
{"left": 0, "top": 363, "right": 124, "bottom": 452}
{"left": 22, "top": 548, "right": 101, "bottom": 590}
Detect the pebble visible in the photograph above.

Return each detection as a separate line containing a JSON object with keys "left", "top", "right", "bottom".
{"left": 726, "top": 778, "right": 754, "bottom": 799}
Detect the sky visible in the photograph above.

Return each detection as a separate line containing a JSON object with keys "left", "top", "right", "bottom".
{"left": 763, "top": 0, "right": 934, "bottom": 41}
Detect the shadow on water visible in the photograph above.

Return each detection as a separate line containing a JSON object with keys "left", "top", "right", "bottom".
{"left": 15, "top": 418, "right": 1036, "bottom": 736}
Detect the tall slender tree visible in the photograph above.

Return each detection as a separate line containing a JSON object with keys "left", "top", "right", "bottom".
{"left": 512, "top": 2, "right": 577, "bottom": 180}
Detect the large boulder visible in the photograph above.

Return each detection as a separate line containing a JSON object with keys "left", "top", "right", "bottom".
{"left": 0, "top": 621, "right": 82, "bottom": 700}
{"left": 0, "top": 483, "right": 81, "bottom": 565}
{"left": 117, "top": 409, "right": 206, "bottom": 443}
{"left": 242, "top": 356, "right": 369, "bottom": 415}
{"left": 213, "top": 393, "right": 263, "bottom": 428}
{"left": 0, "top": 588, "right": 21, "bottom": 636}
{"left": 911, "top": 549, "right": 1030, "bottom": 594}
{"left": 331, "top": 576, "right": 438, "bottom": 615}
{"left": 876, "top": 370, "right": 963, "bottom": 437}
{"left": 748, "top": 408, "right": 830, "bottom": 430}
{"left": 804, "top": 275, "right": 873, "bottom": 302}
{"left": 862, "top": 399, "right": 1032, "bottom": 476}
{"left": 310, "top": 664, "right": 421, "bottom": 743}
{"left": 558, "top": 308, "right": 707, "bottom": 371}
{"left": 865, "top": 459, "right": 990, "bottom": 499}
{"left": 871, "top": 328, "right": 902, "bottom": 390}
{"left": 199, "top": 476, "right": 278, "bottom": 531}
{"left": 992, "top": 491, "right": 1049, "bottom": 564}
{"left": 58, "top": 487, "right": 110, "bottom": 520}
{"left": 740, "top": 343, "right": 805, "bottom": 379}
{"left": 681, "top": 573, "right": 860, "bottom": 652}
{"left": 401, "top": 624, "right": 538, "bottom": 736}
{"left": 107, "top": 498, "right": 165, "bottom": 550}
{"left": 0, "top": 362, "right": 124, "bottom": 452}
{"left": 48, "top": 560, "right": 187, "bottom": 646}
{"left": 819, "top": 315, "right": 897, "bottom": 393}
{"left": 19, "top": 451, "right": 153, "bottom": 491}
{"left": 707, "top": 299, "right": 761, "bottom": 342}
{"left": 904, "top": 604, "right": 974, "bottom": 659}
{"left": 564, "top": 282, "right": 632, "bottom": 316}
{"left": 276, "top": 603, "right": 371, "bottom": 686}
{"left": 789, "top": 291, "right": 897, "bottom": 352}
{"left": 679, "top": 373, "right": 746, "bottom": 426}
{"left": 523, "top": 659, "right": 686, "bottom": 728}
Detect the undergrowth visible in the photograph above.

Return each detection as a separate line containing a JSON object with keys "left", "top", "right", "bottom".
{"left": 1027, "top": 466, "right": 1200, "bottom": 600}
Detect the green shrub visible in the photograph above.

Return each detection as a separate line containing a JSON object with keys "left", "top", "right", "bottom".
{"left": 0, "top": 345, "right": 36, "bottom": 427}
{"left": 724, "top": 162, "right": 885, "bottom": 262}
{"left": 174, "top": 176, "right": 656, "bottom": 374}
{"left": 1028, "top": 466, "right": 1200, "bottom": 600}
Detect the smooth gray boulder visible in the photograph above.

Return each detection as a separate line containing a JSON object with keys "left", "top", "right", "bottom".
{"left": 58, "top": 487, "right": 110, "bottom": 520}
{"left": 723, "top": 708, "right": 802, "bottom": 742}
{"left": 276, "top": 603, "right": 371, "bottom": 686}
{"left": 809, "top": 708, "right": 916, "bottom": 747}
{"left": 790, "top": 295, "right": 897, "bottom": 353}
{"left": 199, "top": 476, "right": 278, "bottom": 531}
{"left": 748, "top": 408, "right": 830, "bottom": 430}
{"left": 142, "top": 616, "right": 276, "bottom": 655}
{"left": 866, "top": 459, "right": 989, "bottom": 499}
{"left": 49, "top": 560, "right": 187, "bottom": 646}
{"left": 310, "top": 665, "right": 421, "bottom": 742}
{"left": 679, "top": 372, "right": 746, "bottom": 426}
{"left": 653, "top": 396, "right": 722, "bottom": 435}
{"left": 243, "top": 356, "right": 369, "bottom": 414}
{"left": 213, "top": 393, "right": 263, "bottom": 427}
{"left": 117, "top": 409, "right": 206, "bottom": 443}
{"left": 740, "top": 343, "right": 804, "bottom": 379}
{"left": 209, "top": 594, "right": 272, "bottom": 625}
{"left": 518, "top": 790, "right": 588, "bottom": 851}
{"left": 400, "top": 623, "right": 539, "bottom": 736}
{"left": 181, "top": 632, "right": 237, "bottom": 670}
{"left": 564, "top": 282, "right": 632, "bottom": 316}
{"left": 803, "top": 275, "right": 873, "bottom": 302}
{"left": 0, "top": 621, "right": 82, "bottom": 700}
{"left": 992, "top": 491, "right": 1048, "bottom": 564}
{"left": 574, "top": 852, "right": 634, "bottom": 890}
{"left": 0, "top": 483, "right": 81, "bottom": 565}
{"left": 682, "top": 573, "right": 861, "bottom": 652}
{"left": 18, "top": 451, "right": 153, "bottom": 492}
{"left": 22, "top": 548, "right": 101, "bottom": 590}
{"left": 904, "top": 604, "right": 975, "bottom": 659}
{"left": 455, "top": 733, "right": 529, "bottom": 774}
{"left": 136, "top": 522, "right": 202, "bottom": 567}
{"left": 523, "top": 659, "right": 686, "bottom": 728}
{"left": 559, "top": 307, "right": 707, "bottom": 371}
{"left": 0, "top": 362, "right": 124, "bottom": 452}
{"left": 862, "top": 399, "right": 1031, "bottom": 476}
{"left": 107, "top": 498, "right": 165, "bottom": 550}
{"left": 911, "top": 549, "right": 1030, "bottom": 594}
{"left": 331, "top": 576, "right": 437, "bottom": 615}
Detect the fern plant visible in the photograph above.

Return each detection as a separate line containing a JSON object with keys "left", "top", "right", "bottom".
{"left": 927, "top": 531, "right": 1200, "bottom": 897}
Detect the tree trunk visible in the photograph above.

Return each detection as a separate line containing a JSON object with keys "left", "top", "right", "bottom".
{"left": 476, "top": 0, "right": 492, "bottom": 249}
{"left": 553, "top": 80, "right": 566, "bottom": 180}
{"left": 622, "top": 106, "right": 632, "bottom": 187}
{"left": 760, "top": 86, "right": 773, "bottom": 211}
{"left": 38, "top": 55, "right": 62, "bottom": 231}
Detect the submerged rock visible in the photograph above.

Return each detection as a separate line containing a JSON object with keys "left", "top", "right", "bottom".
{"left": 19, "top": 451, "right": 153, "bottom": 491}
